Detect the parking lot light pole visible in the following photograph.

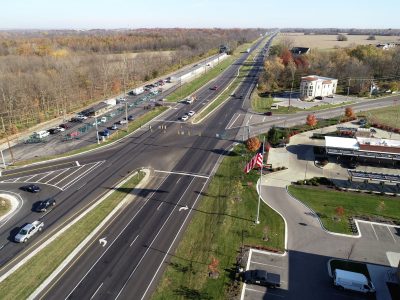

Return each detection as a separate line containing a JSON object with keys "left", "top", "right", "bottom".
{"left": 95, "top": 116, "right": 100, "bottom": 144}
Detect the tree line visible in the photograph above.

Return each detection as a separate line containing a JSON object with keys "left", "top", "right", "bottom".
{"left": 258, "top": 37, "right": 400, "bottom": 97}
{"left": 0, "top": 28, "right": 263, "bottom": 137}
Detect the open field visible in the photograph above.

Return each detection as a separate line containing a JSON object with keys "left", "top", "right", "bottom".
{"left": 275, "top": 32, "right": 400, "bottom": 50}
{"left": 288, "top": 185, "right": 400, "bottom": 234}
{"left": 361, "top": 104, "right": 400, "bottom": 128}
{"left": 153, "top": 144, "right": 285, "bottom": 299}
{"left": 0, "top": 171, "right": 145, "bottom": 300}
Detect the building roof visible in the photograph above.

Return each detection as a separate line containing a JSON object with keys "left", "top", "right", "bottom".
{"left": 301, "top": 75, "right": 337, "bottom": 82}
{"left": 325, "top": 136, "right": 358, "bottom": 150}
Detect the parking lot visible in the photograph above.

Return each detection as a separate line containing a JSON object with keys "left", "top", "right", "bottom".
{"left": 243, "top": 250, "right": 288, "bottom": 300}
{"left": 0, "top": 161, "right": 104, "bottom": 191}
{"left": 356, "top": 220, "right": 400, "bottom": 244}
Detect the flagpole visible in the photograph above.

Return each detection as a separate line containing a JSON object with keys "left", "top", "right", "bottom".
{"left": 255, "top": 136, "right": 265, "bottom": 224}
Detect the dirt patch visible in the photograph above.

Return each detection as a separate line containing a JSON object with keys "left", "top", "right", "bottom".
{"left": 0, "top": 197, "right": 11, "bottom": 217}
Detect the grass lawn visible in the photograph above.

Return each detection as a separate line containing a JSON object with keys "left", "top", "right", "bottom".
{"left": 152, "top": 143, "right": 285, "bottom": 300}
{"left": 0, "top": 171, "right": 145, "bottom": 300}
{"left": 165, "top": 41, "right": 257, "bottom": 103}
{"left": 11, "top": 107, "right": 167, "bottom": 168}
{"left": 288, "top": 186, "right": 400, "bottom": 234}
{"left": 361, "top": 104, "right": 400, "bottom": 128}
{"left": 0, "top": 197, "right": 11, "bottom": 217}
{"left": 330, "top": 259, "right": 370, "bottom": 280}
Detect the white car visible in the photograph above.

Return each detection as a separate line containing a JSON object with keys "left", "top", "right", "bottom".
{"left": 119, "top": 120, "right": 128, "bottom": 125}
{"left": 187, "top": 111, "right": 195, "bottom": 117}
{"left": 56, "top": 126, "right": 65, "bottom": 132}
{"left": 181, "top": 115, "right": 189, "bottom": 121}
{"left": 77, "top": 115, "right": 87, "bottom": 120}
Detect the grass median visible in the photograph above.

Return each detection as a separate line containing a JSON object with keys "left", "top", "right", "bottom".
{"left": 0, "top": 171, "right": 145, "bottom": 300}
{"left": 11, "top": 107, "right": 168, "bottom": 168}
{"left": 288, "top": 185, "right": 400, "bottom": 234}
{"left": 0, "top": 197, "right": 11, "bottom": 217}
{"left": 165, "top": 42, "right": 256, "bottom": 103}
{"left": 152, "top": 143, "right": 284, "bottom": 300}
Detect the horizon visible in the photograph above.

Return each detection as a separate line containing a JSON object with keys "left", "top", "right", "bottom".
{"left": 0, "top": 0, "right": 399, "bottom": 30}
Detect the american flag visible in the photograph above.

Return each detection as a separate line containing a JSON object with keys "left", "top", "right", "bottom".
{"left": 244, "top": 143, "right": 264, "bottom": 174}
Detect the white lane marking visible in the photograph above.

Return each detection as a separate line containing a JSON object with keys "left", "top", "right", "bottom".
{"left": 386, "top": 226, "right": 397, "bottom": 243}
{"left": 64, "top": 176, "right": 169, "bottom": 299}
{"left": 23, "top": 174, "right": 38, "bottom": 182}
{"left": 77, "top": 182, "right": 87, "bottom": 190}
{"left": 130, "top": 235, "right": 139, "bottom": 247}
{"left": 157, "top": 202, "right": 163, "bottom": 210}
{"left": 76, "top": 161, "right": 80, "bottom": 167}
{"left": 35, "top": 171, "right": 55, "bottom": 182}
{"left": 371, "top": 224, "right": 379, "bottom": 240}
{"left": 45, "top": 168, "right": 70, "bottom": 183}
{"left": 250, "top": 261, "right": 285, "bottom": 269}
{"left": 139, "top": 178, "right": 208, "bottom": 300}
{"left": 176, "top": 178, "right": 181, "bottom": 184}
{"left": 154, "top": 169, "right": 209, "bottom": 179}
{"left": 90, "top": 282, "right": 103, "bottom": 300}
{"left": 116, "top": 177, "right": 197, "bottom": 300}
{"left": 11, "top": 177, "right": 20, "bottom": 183}
{"left": 262, "top": 116, "right": 266, "bottom": 122}
{"left": 53, "top": 165, "right": 85, "bottom": 185}
{"left": 61, "top": 161, "right": 104, "bottom": 190}
{"left": 225, "top": 113, "right": 241, "bottom": 130}
{"left": 0, "top": 244, "right": 5, "bottom": 251}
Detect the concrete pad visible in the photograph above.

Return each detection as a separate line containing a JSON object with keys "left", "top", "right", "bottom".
{"left": 386, "top": 252, "right": 400, "bottom": 268}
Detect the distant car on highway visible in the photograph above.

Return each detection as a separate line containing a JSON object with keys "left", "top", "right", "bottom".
{"left": 20, "top": 184, "right": 41, "bottom": 193}
{"left": 34, "top": 198, "right": 56, "bottom": 212}
{"left": 210, "top": 85, "right": 218, "bottom": 90}
{"left": 265, "top": 111, "right": 273, "bottom": 116}
{"left": 181, "top": 115, "right": 189, "bottom": 121}
{"left": 14, "top": 221, "right": 44, "bottom": 243}
{"left": 187, "top": 111, "right": 195, "bottom": 117}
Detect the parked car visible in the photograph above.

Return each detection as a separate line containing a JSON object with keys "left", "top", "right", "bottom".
{"left": 315, "top": 96, "right": 324, "bottom": 100}
{"left": 20, "top": 184, "right": 41, "bottom": 193}
{"left": 70, "top": 117, "right": 83, "bottom": 122}
{"left": 100, "top": 116, "right": 107, "bottom": 123}
{"left": 59, "top": 123, "right": 71, "bottom": 129}
{"left": 119, "top": 120, "right": 128, "bottom": 125}
{"left": 358, "top": 119, "right": 367, "bottom": 126}
{"left": 243, "top": 269, "right": 280, "bottom": 288}
{"left": 265, "top": 111, "right": 273, "bottom": 116}
{"left": 181, "top": 115, "right": 189, "bottom": 121}
{"left": 76, "top": 114, "right": 87, "bottom": 120}
{"left": 333, "top": 269, "right": 375, "bottom": 295}
{"left": 128, "top": 115, "right": 134, "bottom": 121}
{"left": 110, "top": 124, "right": 118, "bottom": 130}
{"left": 32, "top": 131, "right": 50, "bottom": 139}
{"left": 35, "top": 198, "right": 56, "bottom": 212}
{"left": 14, "top": 221, "right": 44, "bottom": 243}
{"left": 187, "top": 111, "right": 195, "bottom": 117}
{"left": 100, "top": 129, "right": 110, "bottom": 137}
{"left": 47, "top": 128, "right": 62, "bottom": 134}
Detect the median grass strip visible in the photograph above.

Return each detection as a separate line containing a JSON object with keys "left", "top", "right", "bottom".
{"left": 152, "top": 144, "right": 284, "bottom": 300}
{"left": 165, "top": 42, "right": 256, "bottom": 103}
{"left": 11, "top": 106, "right": 168, "bottom": 167}
{"left": 0, "top": 171, "right": 145, "bottom": 300}
{"left": 361, "top": 105, "right": 400, "bottom": 128}
{"left": 0, "top": 197, "right": 11, "bottom": 217}
{"left": 288, "top": 185, "right": 400, "bottom": 234}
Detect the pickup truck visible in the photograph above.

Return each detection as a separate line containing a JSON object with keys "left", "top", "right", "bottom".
{"left": 15, "top": 221, "right": 44, "bottom": 243}
{"left": 243, "top": 269, "right": 281, "bottom": 288}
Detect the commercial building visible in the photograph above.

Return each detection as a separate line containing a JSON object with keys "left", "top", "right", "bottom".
{"left": 300, "top": 75, "right": 338, "bottom": 101}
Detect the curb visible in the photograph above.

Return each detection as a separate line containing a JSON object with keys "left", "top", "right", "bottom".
{"left": 0, "top": 191, "right": 23, "bottom": 227}
{"left": 285, "top": 186, "right": 361, "bottom": 238}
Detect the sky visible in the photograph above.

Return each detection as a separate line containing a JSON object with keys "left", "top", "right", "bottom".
{"left": 0, "top": 0, "right": 399, "bottom": 29}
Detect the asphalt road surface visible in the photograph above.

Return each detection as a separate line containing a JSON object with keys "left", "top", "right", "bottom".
{"left": 0, "top": 34, "right": 272, "bottom": 299}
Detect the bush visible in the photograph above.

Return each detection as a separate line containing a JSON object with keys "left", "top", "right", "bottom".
{"left": 337, "top": 34, "right": 348, "bottom": 41}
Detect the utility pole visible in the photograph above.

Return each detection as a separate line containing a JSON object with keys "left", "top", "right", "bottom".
{"left": 1, "top": 117, "right": 14, "bottom": 164}
{"left": 347, "top": 78, "right": 351, "bottom": 99}
{"left": 95, "top": 116, "right": 100, "bottom": 144}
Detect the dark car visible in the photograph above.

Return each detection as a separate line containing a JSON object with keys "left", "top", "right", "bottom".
{"left": 265, "top": 111, "right": 273, "bottom": 116}
{"left": 70, "top": 117, "right": 83, "bottom": 123}
{"left": 59, "top": 123, "right": 71, "bottom": 129}
{"left": 315, "top": 96, "right": 323, "bottom": 100}
{"left": 210, "top": 85, "right": 218, "bottom": 90}
{"left": 47, "top": 128, "right": 61, "bottom": 134}
{"left": 35, "top": 198, "right": 56, "bottom": 212}
{"left": 21, "top": 184, "right": 41, "bottom": 193}
{"left": 243, "top": 269, "right": 280, "bottom": 288}
{"left": 100, "top": 129, "right": 110, "bottom": 137}
{"left": 128, "top": 115, "right": 134, "bottom": 121}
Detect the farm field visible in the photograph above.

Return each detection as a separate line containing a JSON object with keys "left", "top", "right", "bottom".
{"left": 275, "top": 32, "right": 400, "bottom": 50}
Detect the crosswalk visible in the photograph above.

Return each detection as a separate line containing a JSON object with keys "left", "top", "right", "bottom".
{"left": 0, "top": 161, "right": 104, "bottom": 191}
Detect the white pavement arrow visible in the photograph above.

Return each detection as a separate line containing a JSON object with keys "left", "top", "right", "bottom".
{"left": 179, "top": 205, "right": 189, "bottom": 212}
{"left": 99, "top": 237, "right": 107, "bottom": 247}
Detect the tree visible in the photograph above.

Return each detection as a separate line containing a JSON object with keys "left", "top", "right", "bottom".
{"left": 246, "top": 137, "right": 261, "bottom": 152}
{"left": 267, "top": 126, "right": 281, "bottom": 145}
{"left": 367, "top": 35, "right": 376, "bottom": 40}
{"left": 337, "top": 34, "right": 348, "bottom": 41}
{"left": 306, "top": 114, "right": 317, "bottom": 127}
{"left": 345, "top": 107, "right": 355, "bottom": 118}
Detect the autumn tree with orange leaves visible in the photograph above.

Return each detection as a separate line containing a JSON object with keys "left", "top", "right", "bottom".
{"left": 306, "top": 114, "right": 318, "bottom": 127}
{"left": 345, "top": 107, "right": 355, "bottom": 118}
{"left": 246, "top": 137, "right": 261, "bottom": 152}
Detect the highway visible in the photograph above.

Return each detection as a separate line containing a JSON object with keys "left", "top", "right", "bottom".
{"left": 0, "top": 33, "right": 271, "bottom": 299}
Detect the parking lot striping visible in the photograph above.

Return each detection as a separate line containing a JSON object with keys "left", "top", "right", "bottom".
{"left": 386, "top": 226, "right": 397, "bottom": 243}
{"left": 53, "top": 165, "right": 85, "bottom": 186}
{"left": 76, "top": 161, "right": 80, "bottom": 167}
{"left": 130, "top": 235, "right": 139, "bottom": 247}
{"left": 0, "top": 161, "right": 74, "bottom": 178}
{"left": 24, "top": 174, "right": 38, "bottom": 182}
{"left": 355, "top": 219, "right": 400, "bottom": 228}
{"left": 371, "top": 224, "right": 379, "bottom": 240}
{"left": 44, "top": 168, "right": 70, "bottom": 183}
{"left": 154, "top": 170, "right": 209, "bottom": 179}
{"left": 250, "top": 261, "right": 285, "bottom": 269}
{"left": 61, "top": 161, "right": 104, "bottom": 190}
{"left": 225, "top": 113, "right": 241, "bottom": 130}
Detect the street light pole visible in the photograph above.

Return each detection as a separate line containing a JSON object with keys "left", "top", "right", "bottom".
{"left": 125, "top": 102, "right": 128, "bottom": 132}
{"left": 95, "top": 116, "right": 100, "bottom": 144}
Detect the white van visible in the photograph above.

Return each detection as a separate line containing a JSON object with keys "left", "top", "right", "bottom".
{"left": 33, "top": 131, "right": 50, "bottom": 139}
{"left": 333, "top": 269, "right": 375, "bottom": 294}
